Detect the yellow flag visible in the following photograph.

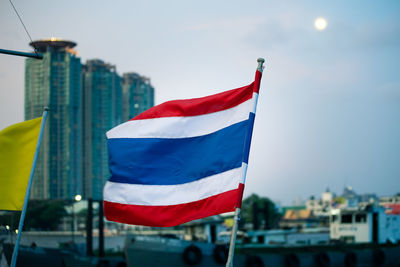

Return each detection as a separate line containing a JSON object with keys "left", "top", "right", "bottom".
{"left": 0, "top": 118, "right": 42, "bottom": 211}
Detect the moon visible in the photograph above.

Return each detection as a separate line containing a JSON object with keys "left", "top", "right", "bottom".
{"left": 314, "top": 17, "right": 327, "bottom": 31}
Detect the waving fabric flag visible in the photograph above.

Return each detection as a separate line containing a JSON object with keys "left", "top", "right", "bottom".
{"left": 0, "top": 118, "right": 42, "bottom": 211}
{"left": 104, "top": 68, "right": 263, "bottom": 227}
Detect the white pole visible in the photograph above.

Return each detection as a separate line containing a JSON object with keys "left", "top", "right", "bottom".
{"left": 225, "top": 58, "right": 265, "bottom": 267}
{"left": 10, "top": 107, "right": 49, "bottom": 267}
{"left": 226, "top": 208, "right": 241, "bottom": 267}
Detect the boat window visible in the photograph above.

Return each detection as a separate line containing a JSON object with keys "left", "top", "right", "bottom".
{"left": 331, "top": 215, "right": 338, "bottom": 222}
{"left": 355, "top": 213, "right": 367, "bottom": 223}
{"left": 341, "top": 214, "right": 352, "bottom": 224}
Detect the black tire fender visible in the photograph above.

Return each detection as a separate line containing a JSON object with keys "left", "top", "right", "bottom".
{"left": 213, "top": 244, "right": 228, "bottom": 264}
{"left": 285, "top": 253, "right": 300, "bottom": 267}
{"left": 182, "top": 245, "right": 202, "bottom": 266}
{"left": 314, "top": 252, "right": 330, "bottom": 267}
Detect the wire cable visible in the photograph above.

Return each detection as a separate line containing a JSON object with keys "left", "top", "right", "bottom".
{"left": 8, "top": 0, "right": 38, "bottom": 55}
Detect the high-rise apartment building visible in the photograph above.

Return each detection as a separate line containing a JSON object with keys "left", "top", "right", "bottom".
{"left": 82, "top": 59, "right": 122, "bottom": 200}
{"left": 25, "top": 39, "right": 155, "bottom": 200}
{"left": 122, "top": 73, "right": 154, "bottom": 121}
{"left": 25, "top": 39, "right": 82, "bottom": 200}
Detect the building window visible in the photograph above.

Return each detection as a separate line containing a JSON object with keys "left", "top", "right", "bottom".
{"left": 341, "top": 214, "right": 352, "bottom": 224}
{"left": 355, "top": 213, "right": 367, "bottom": 223}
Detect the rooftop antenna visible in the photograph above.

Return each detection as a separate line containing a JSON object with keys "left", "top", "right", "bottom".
{"left": 0, "top": 0, "right": 43, "bottom": 59}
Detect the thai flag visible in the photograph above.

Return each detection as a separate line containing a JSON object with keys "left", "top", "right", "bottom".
{"left": 103, "top": 69, "right": 263, "bottom": 227}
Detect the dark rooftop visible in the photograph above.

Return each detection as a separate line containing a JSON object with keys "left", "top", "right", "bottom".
{"left": 29, "top": 38, "right": 77, "bottom": 53}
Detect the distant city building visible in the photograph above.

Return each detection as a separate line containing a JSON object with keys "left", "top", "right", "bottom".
{"left": 279, "top": 209, "right": 319, "bottom": 229}
{"left": 379, "top": 194, "right": 400, "bottom": 205}
{"left": 82, "top": 59, "right": 122, "bottom": 200}
{"left": 338, "top": 186, "right": 378, "bottom": 208}
{"left": 280, "top": 205, "right": 306, "bottom": 215}
{"left": 359, "top": 193, "right": 378, "bottom": 205}
{"left": 122, "top": 72, "right": 154, "bottom": 121}
{"left": 379, "top": 194, "right": 400, "bottom": 215}
{"left": 340, "top": 186, "right": 359, "bottom": 207}
{"left": 24, "top": 39, "right": 154, "bottom": 200}
{"left": 25, "top": 38, "right": 82, "bottom": 200}
{"left": 306, "top": 188, "right": 335, "bottom": 217}
{"left": 321, "top": 188, "right": 334, "bottom": 206}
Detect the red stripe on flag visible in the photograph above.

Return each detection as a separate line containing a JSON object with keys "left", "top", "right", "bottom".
{"left": 131, "top": 83, "right": 254, "bottom": 120}
{"left": 236, "top": 183, "right": 245, "bottom": 208}
{"left": 104, "top": 188, "right": 240, "bottom": 227}
{"left": 253, "top": 70, "right": 262, "bottom": 93}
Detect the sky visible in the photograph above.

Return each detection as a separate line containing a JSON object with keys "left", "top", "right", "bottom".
{"left": 0, "top": 0, "right": 399, "bottom": 205}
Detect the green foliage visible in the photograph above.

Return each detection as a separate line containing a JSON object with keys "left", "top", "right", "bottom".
{"left": 76, "top": 207, "right": 98, "bottom": 218}
{"left": 24, "top": 200, "right": 68, "bottom": 230}
{"left": 333, "top": 197, "right": 346, "bottom": 204}
{"left": 0, "top": 211, "right": 21, "bottom": 230}
{"left": 0, "top": 200, "right": 68, "bottom": 231}
{"left": 241, "top": 193, "right": 281, "bottom": 229}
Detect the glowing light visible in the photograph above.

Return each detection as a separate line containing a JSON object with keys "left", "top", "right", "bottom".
{"left": 74, "top": 194, "right": 82, "bottom": 201}
{"left": 314, "top": 17, "right": 327, "bottom": 31}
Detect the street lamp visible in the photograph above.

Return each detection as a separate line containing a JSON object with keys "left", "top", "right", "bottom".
{"left": 5, "top": 225, "right": 11, "bottom": 243}
{"left": 72, "top": 194, "right": 82, "bottom": 243}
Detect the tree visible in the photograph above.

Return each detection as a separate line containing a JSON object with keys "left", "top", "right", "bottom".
{"left": 240, "top": 194, "right": 281, "bottom": 230}
{"left": 24, "top": 200, "right": 68, "bottom": 230}
{"left": 0, "top": 200, "right": 68, "bottom": 231}
{"left": 0, "top": 211, "right": 20, "bottom": 231}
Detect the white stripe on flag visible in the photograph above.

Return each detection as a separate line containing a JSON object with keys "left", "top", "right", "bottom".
{"left": 103, "top": 167, "right": 242, "bottom": 206}
{"left": 252, "top": 92, "right": 259, "bottom": 114}
{"left": 240, "top": 162, "right": 248, "bottom": 184}
{"left": 106, "top": 98, "right": 254, "bottom": 139}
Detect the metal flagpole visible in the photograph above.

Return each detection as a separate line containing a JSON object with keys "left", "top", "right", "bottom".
{"left": 0, "top": 48, "right": 43, "bottom": 59}
{"left": 226, "top": 58, "right": 265, "bottom": 267}
{"left": 10, "top": 107, "right": 49, "bottom": 267}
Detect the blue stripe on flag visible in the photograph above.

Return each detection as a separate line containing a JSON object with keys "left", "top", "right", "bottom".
{"left": 243, "top": 112, "right": 255, "bottom": 164}
{"left": 108, "top": 120, "right": 249, "bottom": 185}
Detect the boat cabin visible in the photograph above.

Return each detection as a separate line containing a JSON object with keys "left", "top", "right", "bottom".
{"left": 330, "top": 204, "right": 400, "bottom": 244}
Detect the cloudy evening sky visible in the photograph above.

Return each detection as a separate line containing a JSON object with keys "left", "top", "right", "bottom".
{"left": 0, "top": 0, "right": 399, "bottom": 205}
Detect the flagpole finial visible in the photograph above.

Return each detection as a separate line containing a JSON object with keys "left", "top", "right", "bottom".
{"left": 257, "top": 58, "right": 265, "bottom": 72}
